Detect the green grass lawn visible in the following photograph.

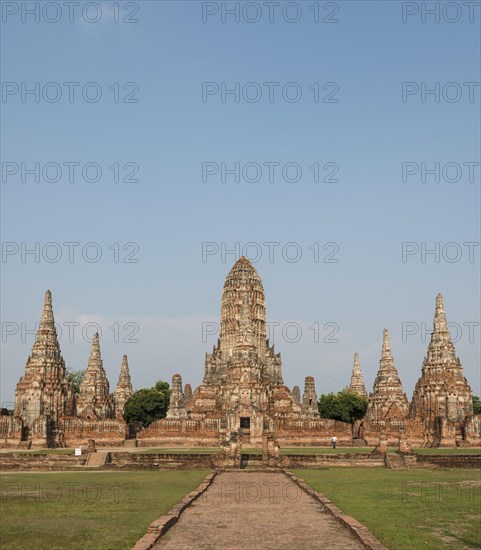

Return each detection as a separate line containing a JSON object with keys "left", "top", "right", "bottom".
{"left": 294, "top": 468, "right": 481, "bottom": 550}
{"left": 413, "top": 448, "right": 481, "bottom": 455}
{"left": 0, "top": 470, "right": 208, "bottom": 550}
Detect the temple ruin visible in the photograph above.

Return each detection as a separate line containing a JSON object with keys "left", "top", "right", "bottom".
{"left": 409, "top": 294, "right": 477, "bottom": 447}
{"left": 1, "top": 258, "right": 479, "bottom": 448}
{"left": 0, "top": 291, "right": 129, "bottom": 448}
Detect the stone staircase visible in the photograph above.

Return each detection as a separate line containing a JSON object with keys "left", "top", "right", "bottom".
{"left": 239, "top": 454, "right": 264, "bottom": 470}
{"left": 385, "top": 452, "right": 409, "bottom": 470}
{"left": 86, "top": 451, "right": 109, "bottom": 467}
{"left": 403, "top": 454, "right": 418, "bottom": 468}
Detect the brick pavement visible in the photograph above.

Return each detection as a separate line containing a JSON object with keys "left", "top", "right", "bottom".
{"left": 154, "top": 471, "right": 365, "bottom": 550}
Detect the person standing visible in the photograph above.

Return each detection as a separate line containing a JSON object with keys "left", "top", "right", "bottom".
{"left": 331, "top": 435, "right": 337, "bottom": 449}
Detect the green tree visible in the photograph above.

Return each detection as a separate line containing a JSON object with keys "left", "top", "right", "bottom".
{"left": 66, "top": 369, "right": 85, "bottom": 393}
{"left": 154, "top": 380, "right": 170, "bottom": 393}
{"left": 318, "top": 390, "right": 368, "bottom": 423}
{"left": 473, "top": 396, "right": 481, "bottom": 415}
{"left": 123, "top": 381, "right": 171, "bottom": 427}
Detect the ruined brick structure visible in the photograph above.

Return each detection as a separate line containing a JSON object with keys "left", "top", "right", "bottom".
{"left": 2, "top": 263, "right": 479, "bottom": 449}
{"left": 139, "top": 259, "right": 480, "bottom": 448}
{"left": 113, "top": 355, "right": 134, "bottom": 419}
{"left": 166, "top": 374, "right": 188, "bottom": 419}
{"left": 183, "top": 383, "right": 193, "bottom": 402}
{"left": 409, "top": 294, "right": 478, "bottom": 447}
{"left": 76, "top": 333, "right": 115, "bottom": 420}
{"left": 292, "top": 385, "right": 301, "bottom": 404}
{"left": 348, "top": 353, "right": 368, "bottom": 398}
{"left": 361, "top": 297, "right": 480, "bottom": 447}
{"left": 366, "top": 329, "right": 410, "bottom": 421}
{"left": 138, "top": 257, "right": 328, "bottom": 447}
{"left": 11, "top": 290, "right": 75, "bottom": 447}
{"left": 361, "top": 329, "right": 410, "bottom": 445}
{"left": 302, "top": 376, "right": 319, "bottom": 418}
{"left": 1, "top": 291, "right": 128, "bottom": 448}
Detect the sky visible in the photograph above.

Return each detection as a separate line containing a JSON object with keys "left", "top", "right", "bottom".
{"left": 1, "top": 0, "right": 480, "bottom": 407}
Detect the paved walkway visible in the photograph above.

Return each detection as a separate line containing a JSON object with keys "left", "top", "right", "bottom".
{"left": 154, "top": 471, "right": 365, "bottom": 550}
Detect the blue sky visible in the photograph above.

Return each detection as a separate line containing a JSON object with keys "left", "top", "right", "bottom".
{"left": 1, "top": 0, "right": 480, "bottom": 406}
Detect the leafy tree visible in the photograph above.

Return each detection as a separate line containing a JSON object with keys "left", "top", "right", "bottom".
{"left": 66, "top": 369, "right": 85, "bottom": 393}
{"left": 473, "top": 396, "right": 481, "bottom": 415}
{"left": 154, "top": 380, "right": 170, "bottom": 393}
{"left": 123, "top": 381, "right": 171, "bottom": 428}
{"left": 318, "top": 390, "right": 368, "bottom": 423}
{"left": 318, "top": 392, "right": 344, "bottom": 420}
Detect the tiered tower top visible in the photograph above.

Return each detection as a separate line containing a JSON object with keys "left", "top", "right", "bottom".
{"left": 79, "top": 333, "right": 111, "bottom": 397}
{"left": 26, "top": 290, "right": 66, "bottom": 375}
{"left": 374, "top": 329, "right": 404, "bottom": 393}
{"left": 349, "top": 352, "right": 368, "bottom": 398}
{"left": 410, "top": 294, "right": 472, "bottom": 413}
{"left": 114, "top": 355, "right": 134, "bottom": 396}
{"left": 422, "top": 293, "right": 463, "bottom": 376}
{"left": 219, "top": 257, "right": 267, "bottom": 356}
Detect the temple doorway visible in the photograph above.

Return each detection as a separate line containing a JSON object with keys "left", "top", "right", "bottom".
{"left": 240, "top": 417, "right": 250, "bottom": 430}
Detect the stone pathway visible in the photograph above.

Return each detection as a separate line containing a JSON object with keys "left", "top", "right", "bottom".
{"left": 154, "top": 471, "right": 365, "bottom": 549}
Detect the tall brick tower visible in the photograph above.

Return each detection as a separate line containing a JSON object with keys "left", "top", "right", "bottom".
{"left": 349, "top": 352, "right": 368, "bottom": 398}
{"left": 113, "top": 354, "right": 134, "bottom": 419}
{"left": 77, "top": 333, "right": 114, "bottom": 419}
{"left": 185, "top": 257, "right": 310, "bottom": 443}
{"left": 366, "top": 329, "right": 409, "bottom": 421}
{"left": 410, "top": 294, "right": 474, "bottom": 446}
{"left": 14, "top": 290, "right": 74, "bottom": 446}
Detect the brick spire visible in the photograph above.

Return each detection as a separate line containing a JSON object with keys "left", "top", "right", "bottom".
{"left": 433, "top": 293, "right": 449, "bottom": 333}
{"left": 28, "top": 290, "right": 63, "bottom": 369}
{"left": 184, "top": 383, "right": 193, "bottom": 401}
{"left": 380, "top": 329, "right": 393, "bottom": 368}
{"left": 14, "top": 290, "right": 73, "bottom": 441}
{"left": 366, "top": 329, "right": 409, "bottom": 420}
{"left": 302, "top": 376, "right": 319, "bottom": 418}
{"left": 292, "top": 385, "right": 301, "bottom": 403}
{"left": 114, "top": 355, "right": 134, "bottom": 418}
{"left": 349, "top": 352, "right": 367, "bottom": 398}
{"left": 77, "top": 333, "right": 114, "bottom": 419}
{"left": 220, "top": 256, "right": 266, "bottom": 355}
{"left": 410, "top": 294, "right": 473, "bottom": 444}
{"left": 166, "top": 374, "right": 187, "bottom": 418}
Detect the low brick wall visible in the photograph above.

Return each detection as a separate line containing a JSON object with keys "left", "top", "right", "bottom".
{"left": 0, "top": 453, "right": 87, "bottom": 470}
{"left": 0, "top": 451, "right": 221, "bottom": 471}
{"left": 0, "top": 439, "right": 22, "bottom": 449}
{"left": 136, "top": 418, "right": 221, "bottom": 447}
{"left": 277, "top": 437, "right": 354, "bottom": 447}
{"left": 105, "top": 452, "right": 224, "bottom": 470}
{"left": 136, "top": 437, "right": 220, "bottom": 447}
{"left": 415, "top": 454, "right": 481, "bottom": 468}
{"left": 63, "top": 438, "right": 127, "bottom": 448}
{"left": 280, "top": 453, "right": 385, "bottom": 468}
{"left": 2, "top": 450, "right": 479, "bottom": 471}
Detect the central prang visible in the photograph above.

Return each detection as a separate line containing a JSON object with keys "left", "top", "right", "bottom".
{"left": 165, "top": 256, "right": 319, "bottom": 444}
